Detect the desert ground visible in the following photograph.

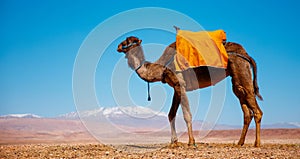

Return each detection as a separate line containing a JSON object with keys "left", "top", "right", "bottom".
{"left": 1, "top": 142, "right": 299, "bottom": 159}
{"left": 0, "top": 118, "right": 299, "bottom": 158}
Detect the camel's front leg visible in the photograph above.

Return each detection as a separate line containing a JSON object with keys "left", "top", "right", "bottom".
{"left": 180, "top": 87, "right": 195, "bottom": 145}
{"left": 163, "top": 68, "right": 181, "bottom": 144}
{"left": 164, "top": 69, "right": 195, "bottom": 145}
{"left": 177, "top": 73, "right": 195, "bottom": 146}
{"left": 169, "top": 113, "right": 178, "bottom": 143}
{"left": 168, "top": 85, "right": 181, "bottom": 143}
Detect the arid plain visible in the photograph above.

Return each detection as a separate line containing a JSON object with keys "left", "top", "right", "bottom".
{"left": 0, "top": 118, "right": 299, "bottom": 158}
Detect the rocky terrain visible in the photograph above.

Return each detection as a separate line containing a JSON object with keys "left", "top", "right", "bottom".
{"left": 0, "top": 113, "right": 299, "bottom": 158}
{"left": 1, "top": 142, "right": 299, "bottom": 158}
{"left": 1, "top": 128, "right": 299, "bottom": 158}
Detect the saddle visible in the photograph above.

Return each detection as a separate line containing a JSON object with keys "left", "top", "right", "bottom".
{"left": 174, "top": 30, "right": 229, "bottom": 91}
{"left": 175, "top": 30, "right": 228, "bottom": 71}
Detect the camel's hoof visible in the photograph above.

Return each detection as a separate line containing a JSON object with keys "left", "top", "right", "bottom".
{"left": 237, "top": 142, "right": 244, "bottom": 147}
{"left": 235, "top": 144, "right": 242, "bottom": 148}
{"left": 188, "top": 143, "right": 197, "bottom": 148}
{"left": 254, "top": 140, "right": 261, "bottom": 147}
{"left": 188, "top": 139, "right": 196, "bottom": 146}
{"left": 168, "top": 141, "right": 184, "bottom": 148}
{"left": 237, "top": 139, "right": 245, "bottom": 146}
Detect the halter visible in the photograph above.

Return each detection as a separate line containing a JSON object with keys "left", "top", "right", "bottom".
{"left": 122, "top": 41, "right": 139, "bottom": 50}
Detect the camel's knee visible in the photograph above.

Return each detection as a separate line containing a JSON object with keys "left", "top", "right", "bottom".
{"left": 241, "top": 104, "right": 253, "bottom": 123}
{"left": 181, "top": 105, "right": 192, "bottom": 123}
{"left": 254, "top": 111, "right": 263, "bottom": 123}
{"left": 183, "top": 112, "right": 192, "bottom": 123}
{"left": 244, "top": 97, "right": 262, "bottom": 123}
{"left": 244, "top": 113, "right": 252, "bottom": 124}
{"left": 249, "top": 112, "right": 254, "bottom": 122}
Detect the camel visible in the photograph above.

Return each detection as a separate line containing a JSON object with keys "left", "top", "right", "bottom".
{"left": 116, "top": 31, "right": 263, "bottom": 147}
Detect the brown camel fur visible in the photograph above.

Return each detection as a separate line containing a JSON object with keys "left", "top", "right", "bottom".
{"left": 117, "top": 35, "right": 263, "bottom": 147}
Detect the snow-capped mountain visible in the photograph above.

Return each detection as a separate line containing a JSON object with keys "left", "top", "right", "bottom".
{"left": 289, "top": 122, "right": 300, "bottom": 128}
{"left": 59, "top": 106, "right": 167, "bottom": 120}
{"left": 0, "top": 113, "right": 41, "bottom": 119}
{"left": 2, "top": 110, "right": 299, "bottom": 130}
{"left": 102, "top": 106, "right": 167, "bottom": 118}
{"left": 58, "top": 106, "right": 170, "bottom": 131}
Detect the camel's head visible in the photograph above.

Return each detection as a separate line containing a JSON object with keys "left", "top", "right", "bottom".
{"left": 117, "top": 36, "right": 142, "bottom": 53}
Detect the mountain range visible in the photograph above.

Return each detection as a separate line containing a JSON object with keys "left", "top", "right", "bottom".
{"left": 58, "top": 106, "right": 167, "bottom": 119}
{"left": 0, "top": 113, "right": 41, "bottom": 119}
{"left": 1, "top": 106, "right": 300, "bottom": 129}
{"left": 1, "top": 107, "right": 299, "bottom": 145}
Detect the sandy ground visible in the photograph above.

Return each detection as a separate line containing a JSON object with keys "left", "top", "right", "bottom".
{"left": 1, "top": 129, "right": 300, "bottom": 158}
{"left": 1, "top": 118, "right": 299, "bottom": 158}
{"left": 0, "top": 142, "right": 299, "bottom": 159}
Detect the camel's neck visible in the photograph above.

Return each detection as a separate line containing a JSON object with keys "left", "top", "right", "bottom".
{"left": 125, "top": 46, "right": 146, "bottom": 71}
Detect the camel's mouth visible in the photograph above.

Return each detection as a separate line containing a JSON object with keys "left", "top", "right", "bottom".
{"left": 117, "top": 44, "right": 123, "bottom": 53}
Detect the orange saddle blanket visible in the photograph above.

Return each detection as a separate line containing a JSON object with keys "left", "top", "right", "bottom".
{"left": 175, "top": 30, "right": 228, "bottom": 71}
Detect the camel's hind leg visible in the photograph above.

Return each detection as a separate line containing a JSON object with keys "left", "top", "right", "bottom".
{"left": 245, "top": 96, "right": 263, "bottom": 147}
{"left": 238, "top": 103, "right": 253, "bottom": 146}
{"left": 234, "top": 86, "right": 263, "bottom": 147}
{"left": 234, "top": 87, "right": 263, "bottom": 147}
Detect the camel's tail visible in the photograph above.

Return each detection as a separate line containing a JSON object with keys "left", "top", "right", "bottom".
{"left": 249, "top": 55, "right": 263, "bottom": 101}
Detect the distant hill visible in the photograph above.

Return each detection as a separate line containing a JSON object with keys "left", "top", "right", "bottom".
{"left": 262, "top": 122, "right": 300, "bottom": 129}
{"left": 58, "top": 106, "right": 167, "bottom": 119}
{"left": 0, "top": 108, "right": 299, "bottom": 144}
{"left": 0, "top": 113, "right": 41, "bottom": 119}
{"left": 1, "top": 107, "right": 300, "bottom": 130}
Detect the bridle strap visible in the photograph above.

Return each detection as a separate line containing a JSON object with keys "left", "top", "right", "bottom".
{"left": 122, "top": 42, "right": 138, "bottom": 49}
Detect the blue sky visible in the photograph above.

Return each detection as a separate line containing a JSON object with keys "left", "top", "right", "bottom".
{"left": 1, "top": 0, "right": 300, "bottom": 126}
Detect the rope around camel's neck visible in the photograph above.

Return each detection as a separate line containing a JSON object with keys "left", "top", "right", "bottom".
{"left": 125, "top": 46, "right": 152, "bottom": 101}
